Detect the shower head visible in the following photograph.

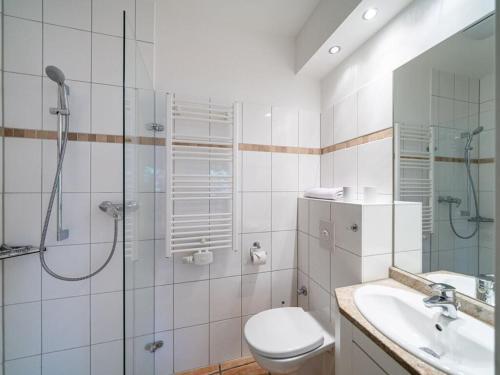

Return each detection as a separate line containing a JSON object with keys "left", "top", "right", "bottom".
{"left": 45, "top": 65, "right": 66, "bottom": 85}
{"left": 471, "top": 126, "right": 484, "bottom": 136}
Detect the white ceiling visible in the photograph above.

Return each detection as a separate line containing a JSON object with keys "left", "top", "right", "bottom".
{"left": 162, "top": 0, "right": 321, "bottom": 37}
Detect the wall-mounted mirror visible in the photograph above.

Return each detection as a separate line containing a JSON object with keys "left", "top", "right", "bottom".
{"left": 393, "top": 14, "right": 496, "bottom": 306}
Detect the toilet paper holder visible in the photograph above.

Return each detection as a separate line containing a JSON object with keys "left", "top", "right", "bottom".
{"left": 250, "top": 241, "right": 265, "bottom": 261}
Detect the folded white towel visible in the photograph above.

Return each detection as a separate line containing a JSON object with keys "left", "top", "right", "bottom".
{"left": 304, "top": 187, "right": 343, "bottom": 200}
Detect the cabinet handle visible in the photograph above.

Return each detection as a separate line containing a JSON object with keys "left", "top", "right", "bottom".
{"left": 350, "top": 224, "right": 359, "bottom": 232}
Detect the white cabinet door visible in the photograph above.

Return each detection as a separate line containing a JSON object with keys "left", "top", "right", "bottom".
{"left": 352, "top": 343, "right": 387, "bottom": 375}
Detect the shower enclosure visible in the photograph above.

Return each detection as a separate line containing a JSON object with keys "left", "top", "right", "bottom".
{"left": 0, "top": 5, "right": 165, "bottom": 374}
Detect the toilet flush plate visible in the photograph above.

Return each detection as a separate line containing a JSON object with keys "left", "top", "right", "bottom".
{"left": 319, "top": 220, "right": 334, "bottom": 249}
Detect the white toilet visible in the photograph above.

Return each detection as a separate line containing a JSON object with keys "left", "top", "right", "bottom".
{"left": 244, "top": 307, "right": 335, "bottom": 374}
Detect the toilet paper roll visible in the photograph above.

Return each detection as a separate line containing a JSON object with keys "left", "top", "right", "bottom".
{"left": 251, "top": 250, "right": 267, "bottom": 265}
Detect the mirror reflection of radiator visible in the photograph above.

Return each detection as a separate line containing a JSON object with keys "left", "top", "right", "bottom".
{"left": 394, "top": 123, "right": 434, "bottom": 238}
{"left": 165, "top": 94, "right": 240, "bottom": 258}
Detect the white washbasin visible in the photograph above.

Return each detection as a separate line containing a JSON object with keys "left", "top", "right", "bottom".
{"left": 425, "top": 273, "right": 477, "bottom": 300}
{"left": 354, "top": 285, "right": 494, "bottom": 375}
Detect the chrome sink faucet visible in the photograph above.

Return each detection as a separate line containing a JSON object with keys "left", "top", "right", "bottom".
{"left": 423, "top": 283, "right": 460, "bottom": 319}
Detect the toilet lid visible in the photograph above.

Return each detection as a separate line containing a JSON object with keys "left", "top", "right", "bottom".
{"left": 244, "top": 307, "right": 324, "bottom": 359}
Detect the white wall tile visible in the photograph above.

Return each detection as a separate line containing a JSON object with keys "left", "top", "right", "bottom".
{"left": 242, "top": 272, "right": 271, "bottom": 315}
{"left": 5, "top": 302, "right": 41, "bottom": 360}
{"left": 309, "top": 280, "right": 330, "bottom": 328}
{"left": 173, "top": 253, "right": 209, "bottom": 284}
{"left": 91, "top": 292, "right": 123, "bottom": 344}
{"left": 92, "top": 34, "right": 123, "bottom": 86}
{"left": 44, "top": 24, "right": 91, "bottom": 82}
{"left": 92, "top": 0, "right": 135, "bottom": 37}
{"left": 4, "top": 17, "right": 42, "bottom": 75}
{"left": 4, "top": 72, "right": 42, "bottom": 129}
{"left": 90, "top": 192, "right": 123, "bottom": 243}
{"left": 136, "top": 41, "right": 155, "bottom": 89}
{"left": 271, "top": 230, "right": 297, "bottom": 271}
{"left": 297, "top": 270, "right": 309, "bottom": 310}
{"left": 357, "top": 138, "right": 392, "bottom": 196}
{"left": 439, "top": 71, "right": 454, "bottom": 99}
{"left": 42, "top": 296, "right": 90, "bottom": 352}
{"left": 91, "top": 84, "right": 122, "bottom": 134}
{"left": 42, "top": 347, "right": 90, "bottom": 375}
{"left": 331, "top": 247, "right": 361, "bottom": 290}
{"left": 132, "top": 287, "right": 154, "bottom": 336}
{"left": 5, "top": 356, "right": 41, "bottom": 375}
{"left": 309, "top": 237, "right": 330, "bottom": 292}
{"left": 320, "top": 153, "right": 334, "bottom": 188}
{"left": 154, "top": 284, "right": 173, "bottom": 332}
{"left": 242, "top": 192, "right": 271, "bottom": 233}
{"left": 210, "top": 318, "right": 242, "bottom": 364}
{"left": 297, "top": 232, "right": 309, "bottom": 275}
{"left": 271, "top": 269, "right": 297, "bottom": 308}
{"left": 321, "top": 106, "right": 334, "bottom": 147}
{"left": 362, "top": 253, "right": 391, "bottom": 282}
{"left": 333, "top": 94, "right": 357, "bottom": 143}
{"left": 299, "top": 155, "right": 321, "bottom": 191}
{"left": 91, "top": 243, "right": 123, "bottom": 293}
{"left": 272, "top": 153, "right": 298, "bottom": 191}
{"left": 4, "top": 193, "right": 41, "bottom": 245}
{"left": 44, "top": 0, "right": 91, "bottom": 31}
{"left": 210, "top": 247, "right": 242, "bottom": 279}
{"left": 173, "top": 324, "right": 209, "bottom": 373}
{"left": 298, "top": 197, "right": 309, "bottom": 234}
{"left": 308, "top": 199, "right": 331, "bottom": 238}
{"left": 357, "top": 74, "right": 392, "bottom": 136}
{"left": 91, "top": 340, "right": 123, "bottom": 375}
{"left": 210, "top": 276, "right": 242, "bottom": 321}
{"left": 241, "top": 232, "right": 271, "bottom": 274}
{"left": 333, "top": 147, "right": 357, "bottom": 195}
{"left": 174, "top": 280, "right": 209, "bottom": 328}
{"left": 5, "top": 0, "right": 42, "bottom": 20}
{"left": 91, "top": 143, "right": 123, "bottom": 192}
{"left": 5, "top": 138, "right": 41, "bottom": 193}
{"left": 298, "top": 110, "right": 320, "bottom": 148}
{"left": 271, "top": 192, "right": 298, "bottom": 231}
{"left": 154, "top": 331, "right": 173, "bottom": 375}
{"left": 241, "top": 315, "right": 252, "bottom": 357}
{"left": 4, "top": 253, "right": 41, "bottom": 305}
{"left": 136, "top": 0, "right": 155, "bottom": 42}
{"left": 272, "top": 106, "right": 298, "bottom": 147}
{"left": 241, "top": 151, "right": 271, "bottom": 191}
{"left": 242, "top": 102, "right": 272, "bottom": 145}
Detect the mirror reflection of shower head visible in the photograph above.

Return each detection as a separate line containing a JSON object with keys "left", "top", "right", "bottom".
{"left": 471, "top": 126, "right": 484, "bottom": 136}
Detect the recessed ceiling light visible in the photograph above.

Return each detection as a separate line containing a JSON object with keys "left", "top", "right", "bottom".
{"left": 328, "top": 46, "right": 341, "bottom": 54}
{"left": 362, "top": 8, "right": 378, "bottom": 20}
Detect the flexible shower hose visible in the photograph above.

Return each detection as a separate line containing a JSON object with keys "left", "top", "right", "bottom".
{"left": 39, "top": 113, "right": 119, "bottom": 281}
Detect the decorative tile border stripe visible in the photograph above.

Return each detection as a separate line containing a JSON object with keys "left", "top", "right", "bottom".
{"left": 321, "top": 127, "right": 393, "bottom": 154}
{"left": 0, "top": 127, "right": 164, "bottom": 145}
{"left": 238, "top": 143, "right": 321, "bottom": 155}
{"left": 435, "top": 156, "right": 495, "bottom": 164}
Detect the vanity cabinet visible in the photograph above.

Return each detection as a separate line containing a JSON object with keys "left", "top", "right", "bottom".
{"left": 336, "top": 315, "right": 410, "bottom": 375}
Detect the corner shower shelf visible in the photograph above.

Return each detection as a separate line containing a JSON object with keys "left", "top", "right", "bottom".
{"left": 0, "top": 245, "right": 44, "bottom": 260}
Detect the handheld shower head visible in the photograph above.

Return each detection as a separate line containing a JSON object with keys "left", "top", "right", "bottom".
{"left": 45, "top": 65, "right": 66, "bottom": 85}
{"left": 472, "top": 126, "right": 484, "bottom": 136}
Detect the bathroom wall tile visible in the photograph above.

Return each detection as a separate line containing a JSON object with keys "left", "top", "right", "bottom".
{"left": 479, "top": 129, "right": 495, "bottom": 159}
{"left": 91, "top": 243, "right": 123, "bottom": 294}
{"left": 309, "top": 237, "right": 331, "bottom": 292}
{"left": 174, "top": 280, "right": 209, "bottom": 329}
{"left": 271, "top": 230, "right": 297, "bottom": 271}
{"left": 136, "top": 41, "right": 155, "bottom": 89}
{"left": 136, "top": 0, "right": 155, "bottom": 42}
{"left": 91, "top": 340, "right": 123, "bottom": 375}
{"left": 210, "top": 317, "right": 242, "bottom": 364}
{"left": 242, "top": 272, "right": 271, "bottom": 315}
{"left": 43, "top": 79, "right": 91, "bottom": 133}
{"left": 320, "top": 153, "right": 334, "bottom": 188}
{"left": 271, "top": 269, "right": 297, "bottom": 308}
{"left": 154, "top": 240, "right": 173, "bottom": 285}
{"left": 357, "top": 138, "right": 392, "bottom": 195}
{"left": 320, "top": 106, "right": 334, "bottom": 147}
{"left": 308, "top": 199, "right": 330, "bottom": 238}
{"left": 437, "top": 97, "right": 454, "bottom": 125}
{"left": 242, "top": 102, "right": 272, "bottom": 145}
{"left": 299, "top": 155, "right": 320, "bottom": 192}
{"left": 241, "top": 232, "right": 271, "bottom": 274}
{"left": 128, "top": 240, "right": 155, "bottom": 290}
{"left": 42, "top": 245, "right": 90, "bottom": 299}
{"left": 298, "top": 110, "right": 320, "bottom": 148}
{"left": 454, "top": 74, "right": 469, "bottom": 102}
{"left": 5, "top": 138, "right": 41, "bottom": 193}
{"left": 309, "top": 280, "right": 330, "bottom": 328}
{"left": 91, "top": 83, "right": 122, "bottom": 134}
{"left": 4, "top": 193, "right": 41, "bottom": 246}
{"left": 361, "top": 254, "right": 391, "bottom": 282}
{"left": 439, "top": 71, "right": 454, "bottom": 99}
{"left": 5, "top": 0, "right": 42, "bottom": 20}
{"left": 130, "top": 334, "right": 155, "bottom": 374}
{"left": 173, "top": 324, "right": 209, "bottom": 373}
{"left": 90, "top": 193, "right": 123, "bottom": 243}
{"left": 272, "top": 106, "right": 298, "bottom": 147}
{"left": 132, "top": 287, "right": 154, "bottom": 336}
{"left": 91, "top": 292, "right": 123, "bottom": 344}
{"left": 210, "top": 247, "right": 242, "bottom": 279}
{"left": 4, "top": 17, "right": 42, "bottom": 75}
{"left": 331, "top": 247, "right": 361, "bottom": 290}
{"left": 210, "top": 276, "right": 242, "bottom": 321}
{"left": 173, "top": 253, "right": 209, "bottom": 284}
{"left": 241, "top": 315, "right": 252, "bottom": 357}
{"left": 42, "top": 296, "right": 90, "bottom": 352}
{"left": 92, "top": 34, "right": 123, "bottom": 86}
{"left": 4, "top": 72, "right": 42, "bottom": 129}
{"left": 241, "top": 151, "right": 271, "bottom": 191}
{"left": 44, "top": 0, "right": 91, "bottom": 31}
{"left": 92, "top": 0, "right": 135, "bottom": 37}
{"left": 297, "top": 231, "right": 309, "bottom": 274}
{"left": 5, "top": 302, "right": 41, "bottom": 360}
{"left": 394, "top": 250, "right": 422, "bottom": 275}
{"left": 154, "top": 285, "right": 173, "bottom": 332}
{"left": 469, "top": 78, "right": 480, "bottom": 103}
{"left": 271, "top": 192, "right": 298, "bottom": 231}
{"left": 298, "top": 197, "right": 309, "bottom": 234}
{"left": 44, "top": 24, "right": 91, "bottom": 82}
{"left": 479, "top": 163, "right": 494, "bottom": 193}
{"left": 333, "top": 147, "right": 357, "bottom": 196}
{"left": 154, "top": 331, "right": 173, "bottom": 375}
{"left": 242, "top": 192, "right": 271, "bottom": 233}
{"left": 4, "top": 356, "right": 41, "bottom": 375}
{"left": 480, "top": 74, "right": 495, "bottom": 102}
{"left": 333, "top": 94, "right": 357, "bottom": 143}
{"left": 297, "top": 270, "right": 309, "bottom": 310}
{"left": 272, "top": 153, "right": 298, "bottom": 191}
{"left": 357, "top": 74, "right": 392, "bottom": 136}
{"left": 4, "top": 253, "right": 41, "bottom": 305}
{"left": 91, "top": 143, "right": 123, "bottom": 192}
{"left": 42, "top": 347, "right": 90, "bottom": 375}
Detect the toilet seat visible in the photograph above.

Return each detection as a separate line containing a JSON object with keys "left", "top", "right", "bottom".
{"left": 244, "top": 307, "right": 325, "bottom": 359}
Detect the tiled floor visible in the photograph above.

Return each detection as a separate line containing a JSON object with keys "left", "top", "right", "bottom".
{"left": 177, "top": 356, "right": 270, "bottom": 375}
